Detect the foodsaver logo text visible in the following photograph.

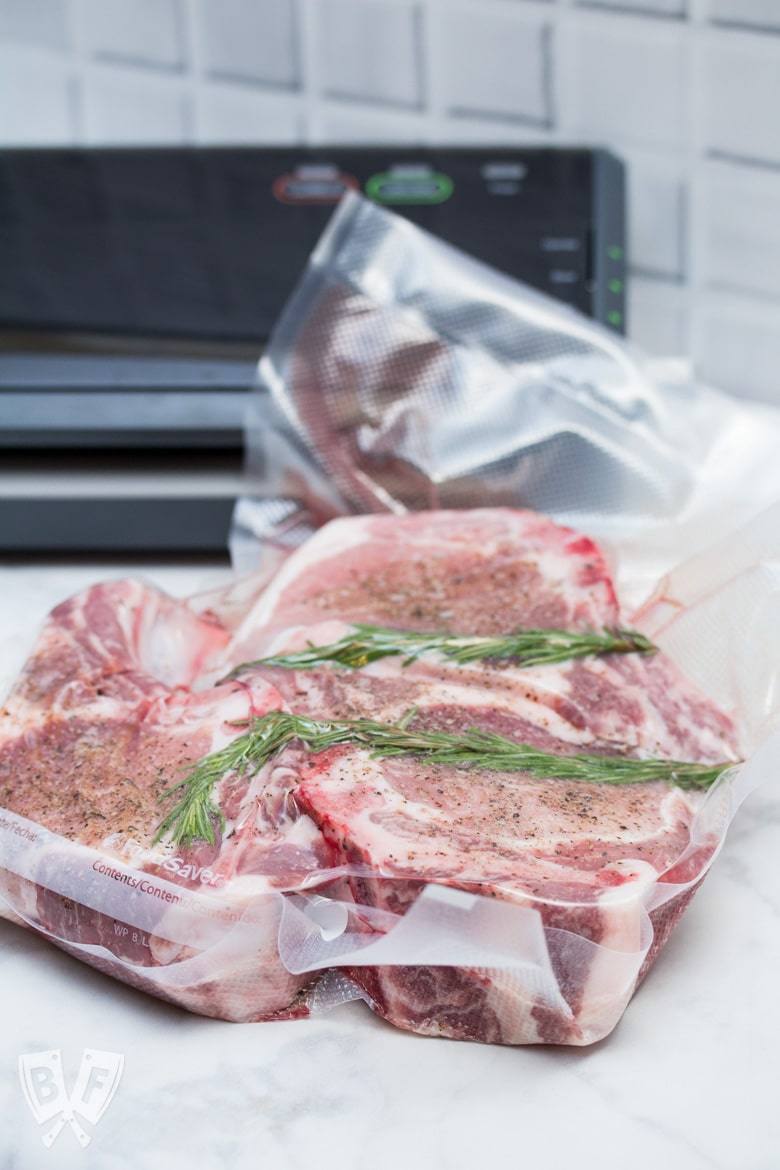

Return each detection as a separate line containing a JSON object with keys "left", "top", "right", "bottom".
{"left": 103, "top": 832, "right": 225, "bottom": 887}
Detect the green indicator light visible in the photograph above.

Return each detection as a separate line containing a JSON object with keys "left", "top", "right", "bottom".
{"left": 607, "top": 310, "right": 623, "bottom": 326}
{"left": 608, "top": 278, "right": 624, "bottom": 293}
{"left": 607, "top": 245, "right": 624, "bottom": 261}
{"left": 365, "top": 171, "right": 454, "bottom": 205}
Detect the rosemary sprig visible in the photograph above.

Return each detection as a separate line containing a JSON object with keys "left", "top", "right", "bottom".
{"left": 226, "top": 623, "right": 657, "bottom": 676}
{"left": 155, "top": 708, "right": 737, "bottom": 848}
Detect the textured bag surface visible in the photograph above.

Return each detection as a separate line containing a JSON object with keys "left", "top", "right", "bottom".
{"left": 232, "top": 192, "right": 780, "bottom": 609}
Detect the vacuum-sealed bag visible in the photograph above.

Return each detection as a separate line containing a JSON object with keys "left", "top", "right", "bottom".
{"left": 1, "top": 502, "right": 778, "bottom": 1044}
{"left": 2, "top": 194, "right": 780, "bottom": 1045}
{"left": 231, "top": 193, "right": 780, "bottom": 606}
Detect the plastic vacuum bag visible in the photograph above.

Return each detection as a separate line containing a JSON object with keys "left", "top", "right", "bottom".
{"left": 3, "top": 192, "right": 780, "bottom": 1045}
{"left": 231, "top": 192, "right": 780, "bottom": 606}
{"left": 0, "top": 517, "right": 777, "bottom": 1043}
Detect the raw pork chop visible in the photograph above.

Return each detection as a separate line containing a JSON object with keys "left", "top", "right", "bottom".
{"left": 0, "top": 509, "right": 740, "bottom": 1042}
{"left": 220, "top": 511, "right": 738, "bottom": 1043}
{"left": 229, "top": 507, "right": 621, "bottom": 653}
{"left": 0, "top": 580, "right": 321, "bottom": 1021}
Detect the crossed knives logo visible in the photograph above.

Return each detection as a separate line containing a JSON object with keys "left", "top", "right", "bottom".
{"left": 19, "top": 1049, "right": 124, "bottom": 1148}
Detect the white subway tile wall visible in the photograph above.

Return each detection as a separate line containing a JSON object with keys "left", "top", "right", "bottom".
{"left": 0, "top": 0, "right": 68, "bottom": 50}
{"left": 707, "top": 161, "right": 780, "bottom": 301}
{"left": 82, "top": 0, "right": 185, "bottom": 71}
{"left": 194, "top": 85, "right": 304, "bottom": 143}
{"left": 435, "top": 6, "right": 552, "bottom": 126}
{"left": 0, "top": 48, "right": 75, "bottom": 142}
{"left": 317, "top": 0, "right": 423, "bottom": 108}
{"left": 704, "top": 29, "right": 780, "bottom": 167}
{"left": 82, "top": 69, "right": 190, "bottom": 144}
{"left": 709, "top": 0, "right": 780, "bottom": 35}
{"left": 200, "top": 0, "right": 300, "bottom": 88}
{"left": 0, "top": 0, "right": 778, "bottom": 404}
{"left": 577, "top": 1, "right": 686, "bottom": 15}
{"left": 570, "top": 20, "right": 688, "bottom": 150}
{"left": 624, "top": 154, "right": 686, "bottom": 281}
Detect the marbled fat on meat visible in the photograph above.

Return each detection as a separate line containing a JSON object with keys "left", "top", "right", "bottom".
{"left": 0, "top": 510, "right": 740, "bottom": 1042}
{"left": 0, "top": 580, "right": 319, "bottom": 1022}
{"left": 230, "top": 510, "right": 739, "bottom": 1044}
{"left": 229, "top": 508, "right": 621, "bottom": 652}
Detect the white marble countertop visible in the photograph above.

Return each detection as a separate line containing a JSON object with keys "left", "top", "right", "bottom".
{"left": 1, "top": 560, "right": 779, "bottom": 1170}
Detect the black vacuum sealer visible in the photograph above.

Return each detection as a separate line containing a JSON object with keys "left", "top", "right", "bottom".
{"left": 0, "top": 145, "right": 625, "bottom": 552}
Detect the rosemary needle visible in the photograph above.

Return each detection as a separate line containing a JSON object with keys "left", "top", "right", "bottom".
{"left": 225, "top": 623, "right": 657, "bottom": 677}
{"left": 155, "top": 708, "right": 737, "bottom": 849}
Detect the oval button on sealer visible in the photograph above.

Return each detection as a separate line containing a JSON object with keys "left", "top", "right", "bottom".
{"left": 272, "top": 165, "right": 360, "bottom": 205}
{"left": 365, "top": 165, "right": 453, "bottom": 205}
